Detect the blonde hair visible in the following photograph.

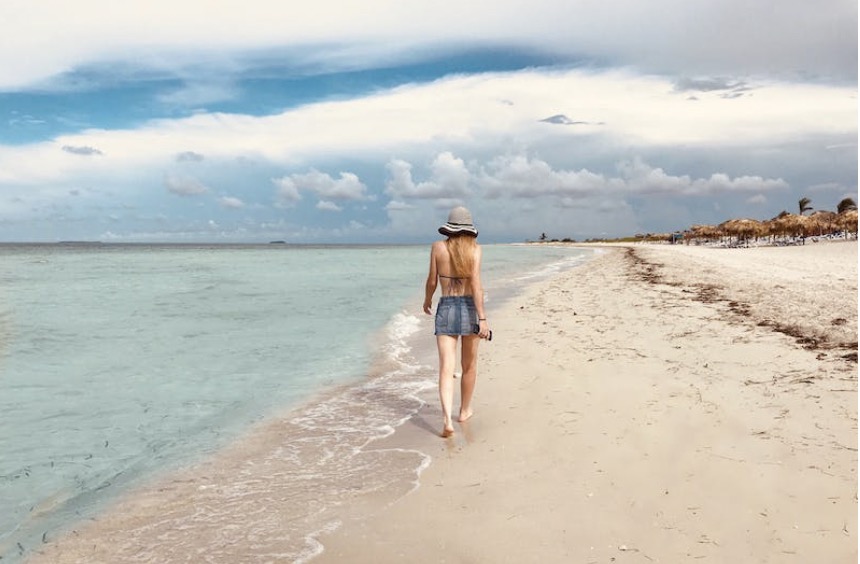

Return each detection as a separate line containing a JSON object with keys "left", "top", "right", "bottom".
{"left": 445, "top": 234, "right": 476, "bottom": 278}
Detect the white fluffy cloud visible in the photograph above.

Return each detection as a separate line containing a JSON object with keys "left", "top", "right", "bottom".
{"left": 272, "top": 177, "right": 302, "bottom": 204}
{"left": 218, "top": 195, "right": 245, "bottom": 209}
{"left": 165, "top": 174, "right": 209, "bottom": 196}
{"left": 390, "top": 153, "right": 788, "bottom": 202}
{"left": 478, "top": 155, "right": 618, "bottom": 199}
{"left": 272, "top": 170, "right": 369, "bottom": 207}
{"left": 385, "top": 152, "right": 470, "bottom": 199}
{"left": 617, "top": 158, "right": 789, "bottom": 196}
{"left": 316, "top": 200, "right": 342, "bottom": 212}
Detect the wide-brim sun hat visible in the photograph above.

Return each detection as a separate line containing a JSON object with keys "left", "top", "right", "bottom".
{"left": 438, "top": 206, "right": 478, "bottom": 237}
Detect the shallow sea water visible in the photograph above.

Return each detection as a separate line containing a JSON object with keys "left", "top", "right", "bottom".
{"left": 0, "top": 243, "right": 594, "bottom": 562}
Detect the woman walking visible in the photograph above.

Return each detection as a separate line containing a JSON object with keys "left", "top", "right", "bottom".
{"left": 423, "top": 207, "right": 491, "bottom": 437}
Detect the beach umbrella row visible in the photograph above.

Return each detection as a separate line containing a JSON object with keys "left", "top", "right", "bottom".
{"left": 686, "top": 210, "right": 858, "bottom": 243}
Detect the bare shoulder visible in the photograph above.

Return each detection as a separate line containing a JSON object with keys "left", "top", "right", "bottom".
{"left": 431, "top": 240, "right": 447, "bottom": 255}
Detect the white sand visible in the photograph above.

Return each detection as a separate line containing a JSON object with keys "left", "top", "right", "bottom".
{"left": 316, "top": 240, "right": 857, "bottom": 563}
{"left": 632, "top": 241, "right": 857, "bottom": 348}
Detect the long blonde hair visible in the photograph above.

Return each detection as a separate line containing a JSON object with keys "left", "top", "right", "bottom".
{"left": 445, "top": 234, "right": 476, "bottom": 278}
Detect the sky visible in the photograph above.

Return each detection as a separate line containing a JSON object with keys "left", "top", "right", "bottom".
{"left": 0, "top": 0, "right": 857, "bottom": 243}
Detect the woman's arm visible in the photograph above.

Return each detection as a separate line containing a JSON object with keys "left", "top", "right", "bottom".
{"left": 470, "top": 244, "right": 490, "bottom": 338}
{"left": 423, "top": 242, "right": 439, "bottom": 315}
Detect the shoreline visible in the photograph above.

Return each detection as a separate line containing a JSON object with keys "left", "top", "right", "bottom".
{"left": 20, "top": 246, "right": 595, "bottom": 563}
{"left": 20, "top": 241, "right": 856, "bottom": 562}
{"left": 315, "top": 241, "right": 857, "bottom": 562}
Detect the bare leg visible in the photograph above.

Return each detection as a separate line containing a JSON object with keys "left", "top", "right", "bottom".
{"left": 436, "top": 335, "right": 458, "bottom": 437}
{"left": 458, "top": 334, "right": 480, "bottom": 422}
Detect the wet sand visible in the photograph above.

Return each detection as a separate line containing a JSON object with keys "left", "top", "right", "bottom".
{"left": 316, "top": 240, "right": 857, "bottom": 563}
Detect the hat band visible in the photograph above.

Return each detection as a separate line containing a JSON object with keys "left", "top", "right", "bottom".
{"left": 447, "top": 222, "right": 474, "bottom": 227}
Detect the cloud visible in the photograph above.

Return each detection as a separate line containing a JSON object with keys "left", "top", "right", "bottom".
{"left": 673, "top": 77, "right": 749, "bottom": 92}
{"left": 390, "top": 152, "right": 789, "bottom": 202}
{"left": 316, "top": 200, "right": 342, "bottom": 212}
{"left": 746, "top": 194, "right": 767, "bottom": 204}
{"left": 165, "top": 173, "right": 209, "bottom": 196}
{"left": 305, "top": 171, "right": 368, "bottom": 200}
{"left": 385, "top": 200, "right": 413, "bottom": 211}
{"left": 218, "top": 195, "right": 245, "bottom": 208}
{"left": 157, "top": 81, "right": 238, "bottom": 107}
{"left": 62, "top": 145, "right": 103, "bottom": 156}
{"left": 0, "top": 0, "right": 855, "bottom": 92}
{"left": 176, "top": 151, "right": 205, "bottom": 162}
{"left": 617, "top": 157, "right": 789, "bottom": 196}
{"left": 673, "top": 77, "right": 756, "bottom": 100}
{"left": 0, "top": 22, "right": 853, "bottom": 244}
{"left": 539, "top": 114, "right": 594, "bottom": 125}
{"left": 0, "top": 69, "right": 853, "bottom": 191}
{"left": 808, "top": 182, "right": 847, "bottom": 192}
{"left": 9, "top": 113, "right": 46, "bottom": 126}
{"left": 385, "top": 152, "right": 470, "bottom": 200}
{"left": 273, "top": 177, "right": 302, "bottom": 206}
{"left": 273, "top": 170, "right": 369, "bottom": 203}
{"left": 478, "top": 154, "right": 617, "bottom": 199}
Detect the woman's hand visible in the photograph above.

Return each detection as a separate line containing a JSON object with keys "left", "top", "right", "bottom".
{"left": 477, "top": 319, "right": 490, "bottom": 339}
{"left": 423, "top": 300, "right": 433, "bottom": 315}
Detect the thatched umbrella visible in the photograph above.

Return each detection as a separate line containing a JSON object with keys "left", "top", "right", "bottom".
{"left": 719, "top": 218, "right": 764, "bottom": 243}
{"left": 794, "top": 213, "right": 813, "bottom": 237}
{"left": 838, "top": 209, "right": 858, "bottom": 236}
{"left": 808, "top": 210, "right": 839, "bottom": 236}
{"left": 765, "top": 213, "right": 786, "bottom": 240}
{"left": 690, "top": 224, "right": 720, "bottom": 242}
{"left": 770, "top": 213, "right": 809, "bottom": 238}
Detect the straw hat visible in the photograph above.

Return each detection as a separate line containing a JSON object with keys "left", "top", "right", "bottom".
{"left": 439, "top": 206, "right": 478, "bottom": 237}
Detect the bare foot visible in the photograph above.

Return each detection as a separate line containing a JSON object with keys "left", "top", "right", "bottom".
{"left": 458, "top": 409, "right": 473, "bottom": 423}
{"left": 441, "top": 416, "right": 455, "bottom": 437}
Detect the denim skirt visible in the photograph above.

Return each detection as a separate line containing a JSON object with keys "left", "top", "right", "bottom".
{"left": 434, "top": 295, "right": 478, "bottom": 336}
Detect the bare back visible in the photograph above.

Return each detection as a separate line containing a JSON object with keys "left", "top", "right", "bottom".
{"left": 430, "top": 239, "right": 481, "bottom": 297}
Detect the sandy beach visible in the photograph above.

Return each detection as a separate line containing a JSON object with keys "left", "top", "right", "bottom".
{"left": 317, "top": 240, "right": 857, "bottom": 563}
{"left": 26, "top": 240, "right": 857, "bottom": 563}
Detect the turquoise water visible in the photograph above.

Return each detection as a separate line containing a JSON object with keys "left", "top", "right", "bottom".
{"left": 0, "top": 243, "right": 593, "bottom": 562}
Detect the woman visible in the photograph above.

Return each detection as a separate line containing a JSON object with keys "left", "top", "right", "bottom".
{"left": 423, "top": 206, "right": 491, "bottom": 438}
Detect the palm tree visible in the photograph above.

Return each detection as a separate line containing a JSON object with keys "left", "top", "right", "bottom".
{"left": 798, "top": 197, "right": 813, "bottom": 215}
{"left": 539, "top": 232, "right": 548, "bottom": 242}
{"left": 837, "top": 197, "right": 857, "bottom": 214}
